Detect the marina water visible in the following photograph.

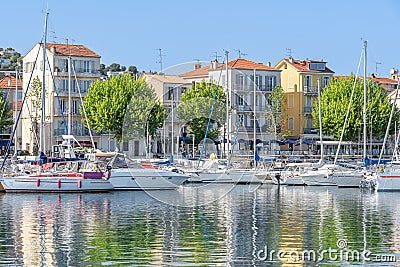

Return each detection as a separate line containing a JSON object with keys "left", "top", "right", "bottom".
{"left": 0, "top": 185, "right": 399, "bottom": 266}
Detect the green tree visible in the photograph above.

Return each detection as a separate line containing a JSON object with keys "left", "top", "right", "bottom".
{"left": 128, "top": 65, "right": 138, "bottom": 75}
{"left": 84, "top": 75, "right": 166, "bottom": 142}
{"left": 0, "top": 95, "right": 13, "bottom": 133}
{"left": 312, "top": 76, "right": 399, "bottom": 141}
{"left": 108, "top": 63, "right": 121, "bottom": 72}
{"left": 123, "top": 79, "right": 167, "bottom": 139}
{"left": 27, "top": 76, "right": 46, "bottom": 154}
{"left": 263, "top": 85, "right": 289, "bottom": 138}
{"left": 177, "top": 80, "right": 226, "bottom": 143}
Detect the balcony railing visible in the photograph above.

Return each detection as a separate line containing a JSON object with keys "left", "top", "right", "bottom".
{"left": 303, "top": 106, "right": 313, "bottom": 114}
{"left": 54, "top": 68, "right": 99, "bottom": 76}
{"left": 303, "top": 86, "right": 318, "bottom": 95}
{"left": 234, "top": 84, "right": 273, "bottom": 92}
{"left": 303, "top": 128, "right": 319, "bottom": 134}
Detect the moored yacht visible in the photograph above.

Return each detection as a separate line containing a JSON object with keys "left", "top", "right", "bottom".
{"left": 0, "top": 159, "right": 113, "bottom": 193}
{"left": 89, "top": 152, "right": 189, "bottom": 190}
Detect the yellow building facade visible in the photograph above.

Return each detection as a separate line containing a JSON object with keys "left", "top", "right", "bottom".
{"left": 274, "top": 58, "right": 335, "bottom": 139}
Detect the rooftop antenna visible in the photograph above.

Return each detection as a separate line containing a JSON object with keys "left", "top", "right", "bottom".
{"left": 50, "top": 31, "right": 57, "bottom": 43}
{"left": 286, "top": 48, "right": 293, "bottom": 58}
{"left": 63, "top": 37, "right": 72, "bottom": 55}
{"left": 212, "top": 52, "right": 221, "bottom": 62}
{"left": 375, "top": 62, "right": 381, "bottom": 77}
{"left": 155, "top": 48, "right": 165, "bottom": 74}
{"left": 234, "top": 49, "right": 247, "bottom": 59}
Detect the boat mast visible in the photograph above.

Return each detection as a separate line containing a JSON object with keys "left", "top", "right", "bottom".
{"left": 14, "top": 67, "right": 18, "bottom": 157}
{"left": 68, "top": 49, "right": 72, "bottom": 136}
{"left": 40, "top": 12, "right": 49, "bottom": 157}
{"left": 225, "top": 50, "right": 229, "bottom": 159}
{"left": 317, "top": 79, "right": 323, "bottom": 165}
{"left": 253, "top": 68, "right": 256, "bottom": 168}
{"left": 363, "top": 41, "right": 367, "bottom": 163}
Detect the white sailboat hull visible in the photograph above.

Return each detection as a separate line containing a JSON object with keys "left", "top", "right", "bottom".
{"left": 190, "top": 169, "right": 259, "bottom": 184}
{"left": 0, "top": 175, "right": 113, "bottom": 193}
{"left": 330, "top": 171, "right": 364, "bottom": 188}
{"left": 302, "top": 171, "right": 337, "bottom": 186}
{"left": 109, "top": 168, "right": 189, "bottom": 190}
{"left": 376, "top": 173, "right": 400, "bottom": 191}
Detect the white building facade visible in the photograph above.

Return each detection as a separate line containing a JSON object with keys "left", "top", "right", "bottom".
{"left": 21, "top": 43, "right": 114, "bottom": 154}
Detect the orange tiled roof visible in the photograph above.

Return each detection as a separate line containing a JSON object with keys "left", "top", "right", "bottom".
{"left": 41, "top": 43, "right": 100, "bottom": 58}
{"left": 0, "top": 75, "right": 22, "bottom": 88}
{"left": 226, "top": 58, "right": 277, "bottom": 71}
{"left": 283, "top": 58, "right": 334, "bottom": 73}
{"left": 333, "top": 76, "right": 398, "bottom": 84}
{"left": 179, "top": 65, "right": 214, "bottom": 78}
{"left": 372, "top": 77, "right": 398, "bottom": 84}
{"left": 180, "top": 58, "right": 277, "bottom": 78}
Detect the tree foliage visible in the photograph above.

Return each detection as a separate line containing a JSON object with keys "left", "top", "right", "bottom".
{"left": 177, "top": 80, "right": 226, "bottom": 143}
{"left": 0, "top": 95, "right": 13, "bottom": 133}
{"left": 27, "top": 76, "right": 46, "bottom": 153}
{"left": 84, "top": 75, "right": 166, "bottom": 142}
{"left": 312, "top": 76, "right": 399, "bottom": 141}
{"left": 263, "top": 85, "right": 288, "bottom": 138}
{"left": 123, "top": 79, "right": 167, "bottom": 139}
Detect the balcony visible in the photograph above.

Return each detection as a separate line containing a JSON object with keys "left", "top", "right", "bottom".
{"left": 54, "top": 68, "right": 99, "bottom": 77}
{"left": 303, "top": 128, "right": 319, "bottom": 134}
{"left": 303, "top": 86, "right": 319, "bottom": 95}
{"left": 303, "top": 106, "right": 313, "bottom": 115}
{"left": 234, "top": 85, "right": 273, "bottom": 92}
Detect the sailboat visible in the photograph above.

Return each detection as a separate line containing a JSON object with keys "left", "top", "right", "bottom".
{"left": 0, "top": 12, "right": 113, "bottom": 192}
{"left": 368, "top": 78, "right": 400, "bottom": 191}
{"left": 300, "top": 79, "right": 337, "bottom": 186}
{"left": 330, "top": 41, "right": 372, "bottom": 188}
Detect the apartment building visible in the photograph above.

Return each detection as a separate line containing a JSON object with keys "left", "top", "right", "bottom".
{"left": 145, "top": 74, "right": 192, "bottom": 157}
{"left": 180, "top": 58, "right": 281, "bottom": 154}
{"left": 21, "top": 43, "right": 107, "bottom": 154}
{"left": 274, "top": 58, "right": 335, "bottom": 139}
{"left": 0, "top": 73, "right": 22, "bottom": 151}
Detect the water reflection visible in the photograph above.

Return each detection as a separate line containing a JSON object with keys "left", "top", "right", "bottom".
{"left": 0, "top": 185, "right": 399, "bottom": 266}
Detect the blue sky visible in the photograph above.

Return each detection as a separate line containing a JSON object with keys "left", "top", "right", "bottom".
{"left": 2, "top": 0, "right": 399, "bottom": 76}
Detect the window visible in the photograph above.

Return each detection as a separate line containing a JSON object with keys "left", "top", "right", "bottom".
{"left": 83, "top": 61, "right": 90, "bottom": 72}
{"left": 58, "top": 59, "right": 68, "bottom": 72}
{"left": 73, "top": 100, "right": 80, "bottom": 115}
{"left": 237, "top": 94, "right": 244, "bottom": 106}
{"left": 305, "top": 96, "right": 313, "bottom": 107}
{"left": 236, "top": 74, "right": 245, "bottom": 90}
{"left": 322, "top": 76, "right": 330, "bottom": 88}
{"left": 265, "top": 76, "right": 277, "bottom": 90}
{"left": 306, "top": 117, "right": 313, "bottom": 129}
{"left": 309, "top": 62, "right": 326, "bottom": 70}
{"left": 59, "top": 99, "right": 65, "bottom": 113}
{"left": 167, "top": 87, "right": 174, "bottom": 100}
{"left": 288, "top": 117, "right": 294, "bottom": 131}
{"left": 288, "top": 94, "right": 294, "bottom": 108}
{"left": 122, "top": 141, "right": 129, "bottom": 151}
{"left": 304, "top": 75, "right": 312, "bottom": 88}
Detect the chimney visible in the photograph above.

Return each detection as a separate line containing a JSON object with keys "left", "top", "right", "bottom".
{"left": 210, "top": 60, "right": 218, "bottom": 70}
{"left": 7, "top": 78, "right": 12, "bottom": 87}
{"left": 50, "top": 47, "right": 56, "bottom": 53}
{"left": 266, "top": 61, "right": 271, "bottom": 67}
{"left": 289, "top": 57, "right": 293, "bottom": 64}
{"left": 194, "top": 63, "right": 202, "bottom": 70}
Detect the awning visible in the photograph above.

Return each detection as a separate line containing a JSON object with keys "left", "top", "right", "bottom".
{"left": 0, "top": 140, "right": 14, "bottom": 146}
